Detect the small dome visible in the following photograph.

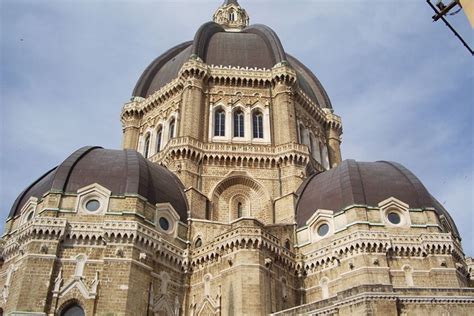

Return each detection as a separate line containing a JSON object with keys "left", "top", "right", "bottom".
{"left": 295, "top": 160, "right": 459, "bottom": 237}
{"left": 9, "top": 146, "right": 188, "bottom": 221}
{"left": 132, "top": 22, "right": 332, "bottom": 109}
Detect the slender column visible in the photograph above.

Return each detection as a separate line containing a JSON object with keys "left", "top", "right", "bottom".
{"left": 121, "top": 99, "right": 143, "bottom": 150}
{"left": 121, "top": 116, "right": 140, "bottom": 150}
{"left": 327, "top": 127, "right": 342, "bottom": 167}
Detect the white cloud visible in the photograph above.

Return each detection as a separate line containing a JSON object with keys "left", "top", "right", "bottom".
{"left": 1, "top": 0, "right": 473, "bottom": 255}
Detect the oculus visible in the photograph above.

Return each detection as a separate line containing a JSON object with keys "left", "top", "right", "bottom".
{"left": 317, "top": 223, "right": 329, "bottom": 237}
{"left": 85, "top": 199, "right": 100, "bottom": 212}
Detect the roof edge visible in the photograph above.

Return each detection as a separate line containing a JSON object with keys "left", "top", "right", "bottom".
{"left": 286, "top": 54, "right": 333, "bottom": 109}
{"left": 132, "top": 41, "right": 193, "bottom": 97}
{"left": 244, "top": 24, "right": 286, "bottom": 65}
{"left": 7, "top": 166, "right": 57, "bottom": 219}
{"left": 192, "top": 22, "right": 226, "bottom": 59}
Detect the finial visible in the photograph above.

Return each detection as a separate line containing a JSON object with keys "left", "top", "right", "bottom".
{"left": 223, "top": 0, "right": 240, "bottom": 5}
{"left": 213, "top": 0, "right": 249, "bottom": 31}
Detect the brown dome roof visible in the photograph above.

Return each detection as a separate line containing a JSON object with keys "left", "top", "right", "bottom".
{"left": 9, "top": 147, "right": 188, "bottom": 221}
{"left": 133, "top": 22, "right": 332, "bottom": 109}
{"left": 295, "top": 160, "right": 460, "bottom": 237}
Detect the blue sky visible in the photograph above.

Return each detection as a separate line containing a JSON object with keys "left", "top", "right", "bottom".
{"left": 1, "top": 0, "right": 473, "bottom": 254}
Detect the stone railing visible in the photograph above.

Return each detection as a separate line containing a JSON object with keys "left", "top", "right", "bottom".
{"left": 2, "top": 217, "right": 67, "bottom": 258}
{"left": 300, "top": 231, "right": 462, "bottom": 272}
{"left": 150, "top": 137, "right": 310, "bottom": 164}
{"left": 189, "top": 219, "right": 296, "bottom": 270}
{"left": 208, "top": 64, "right": 272, "bottom": 80}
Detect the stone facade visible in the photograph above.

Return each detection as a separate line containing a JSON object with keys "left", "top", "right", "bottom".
{"left": 1, "top": 1, "right": 473, "bottom": 315}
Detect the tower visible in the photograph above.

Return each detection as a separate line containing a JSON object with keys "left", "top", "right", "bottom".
{"left": 120, "top": 0, "right": 342, "bottom": 227}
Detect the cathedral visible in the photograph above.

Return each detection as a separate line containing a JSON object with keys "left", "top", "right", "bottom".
{"left": 1, "top": 1, "right": 473, "bottom": 315}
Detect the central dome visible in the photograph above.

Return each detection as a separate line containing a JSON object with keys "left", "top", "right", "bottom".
{"left": 133, "top": 11, "right": 332, "bottom": 109}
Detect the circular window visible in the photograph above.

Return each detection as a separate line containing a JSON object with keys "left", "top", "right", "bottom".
{"left": 85, "top": 199, "right": 100, "bottom": 212}
{"left": 317, "top": 223, "right": 330, "bottom": 237}
{"left": 159, "top": 217, "right": 170, "bottom": 231}
{"left": 26, "top": 211, "right": 34, "bottom": 222}
{"left": 388, "top": 212, "right": 401, "bottom": 225}
{"left": 195, "top": 238, "right": 203, "bottom": 248}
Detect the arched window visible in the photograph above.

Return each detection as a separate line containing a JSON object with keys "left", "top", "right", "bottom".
{"left": 229, "top": 12, "right": 235, "bottom": 21}
{"left": 237, "top": 202, "right": 243, "bottom": 218}
{"left": 61, "top": 304, "right": 85, "bottom": 316}
{"left": 214, "top": 109, "right": 226, "bottom": 136}
{"left": 320, "top": 278, "right": 329, "bottom": 299}
{"left": 299, "top": 124, "right": 306, "bottom": 144}
{"left": 156, "top": 127, "right": 163, "bottom": 153}
{"left": 281, "top": 277, "right": 288, "bottom": 300}
{"left": 403, "top": 265, "right": 414, "bottom": 286}
{"left": 168, "top": 119, "right": 175, "bottom": 140}
{"left": 234, "top": 110, "right": 244, "bottom": 137}
{"left": 144, "top": 133, "right": 151, "bottom": 158}
{"left": 322, "top": 145, "right": 330, "bottom": 169}
{"left": 74, "top": 254, "right": 87, "bottom": 278}
{"left": 310, "top": 135, "right": 322, "bottom": 163}
{"left": 253, "top": 111, "right": 264, "bottom": 139}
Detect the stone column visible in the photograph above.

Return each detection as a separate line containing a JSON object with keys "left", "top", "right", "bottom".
{"left": 327, "top": 127, "right": 342, "bottom": 167}
{"left": 271, "top": 68, "right": 298, "bottom": 145}
{"left": 121, "top": 116, "right": 140, "bottom": 150}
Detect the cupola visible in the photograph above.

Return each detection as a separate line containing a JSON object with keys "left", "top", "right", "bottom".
{"left": 213, "top": 0, "right": 249, "bottom": 31}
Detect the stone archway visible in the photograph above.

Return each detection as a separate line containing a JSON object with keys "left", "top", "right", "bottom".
{"left": 210, "top": 173, "right": 272, "bottom": 224}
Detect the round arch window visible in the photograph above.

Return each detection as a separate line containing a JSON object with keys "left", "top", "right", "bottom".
{"left": 387, "top": 212, "right": 401, "bottom": 225}
{"left": 85, "top": 199, "right": 100, "bottom": 212}
{"left": 317, "top": 223, "right": 330, "bottom": 237}
{"left": 159, "top": 217, "right": 170, "bottom": 231}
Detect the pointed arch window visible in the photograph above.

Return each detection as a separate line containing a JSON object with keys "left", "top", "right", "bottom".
{"left": 168, "top": 119, "right": 176, "bottom": 140}
{"left": 144, "top": 133, "right": 151, "bottom": 158}
{"left": 214, "top": 109, "right": 226, "bottom": 136}
{"left": 229, "top": 12, "right": 235, "bottom": 21}
{"left": 156, "top": 127, "right": 163, "bottom": 153}
{"left": 61, "top": 304, "right": 85, "bottom": 316}
{"left": 253, "top": 111, "right": 264, "bottom": 139}
{"left": 234, "top": 110, "right": 245, "bottom": 137}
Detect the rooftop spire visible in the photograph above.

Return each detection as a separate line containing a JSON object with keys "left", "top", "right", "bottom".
{"left": 213, "top": 0, "right": 249, "bottom": 31}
